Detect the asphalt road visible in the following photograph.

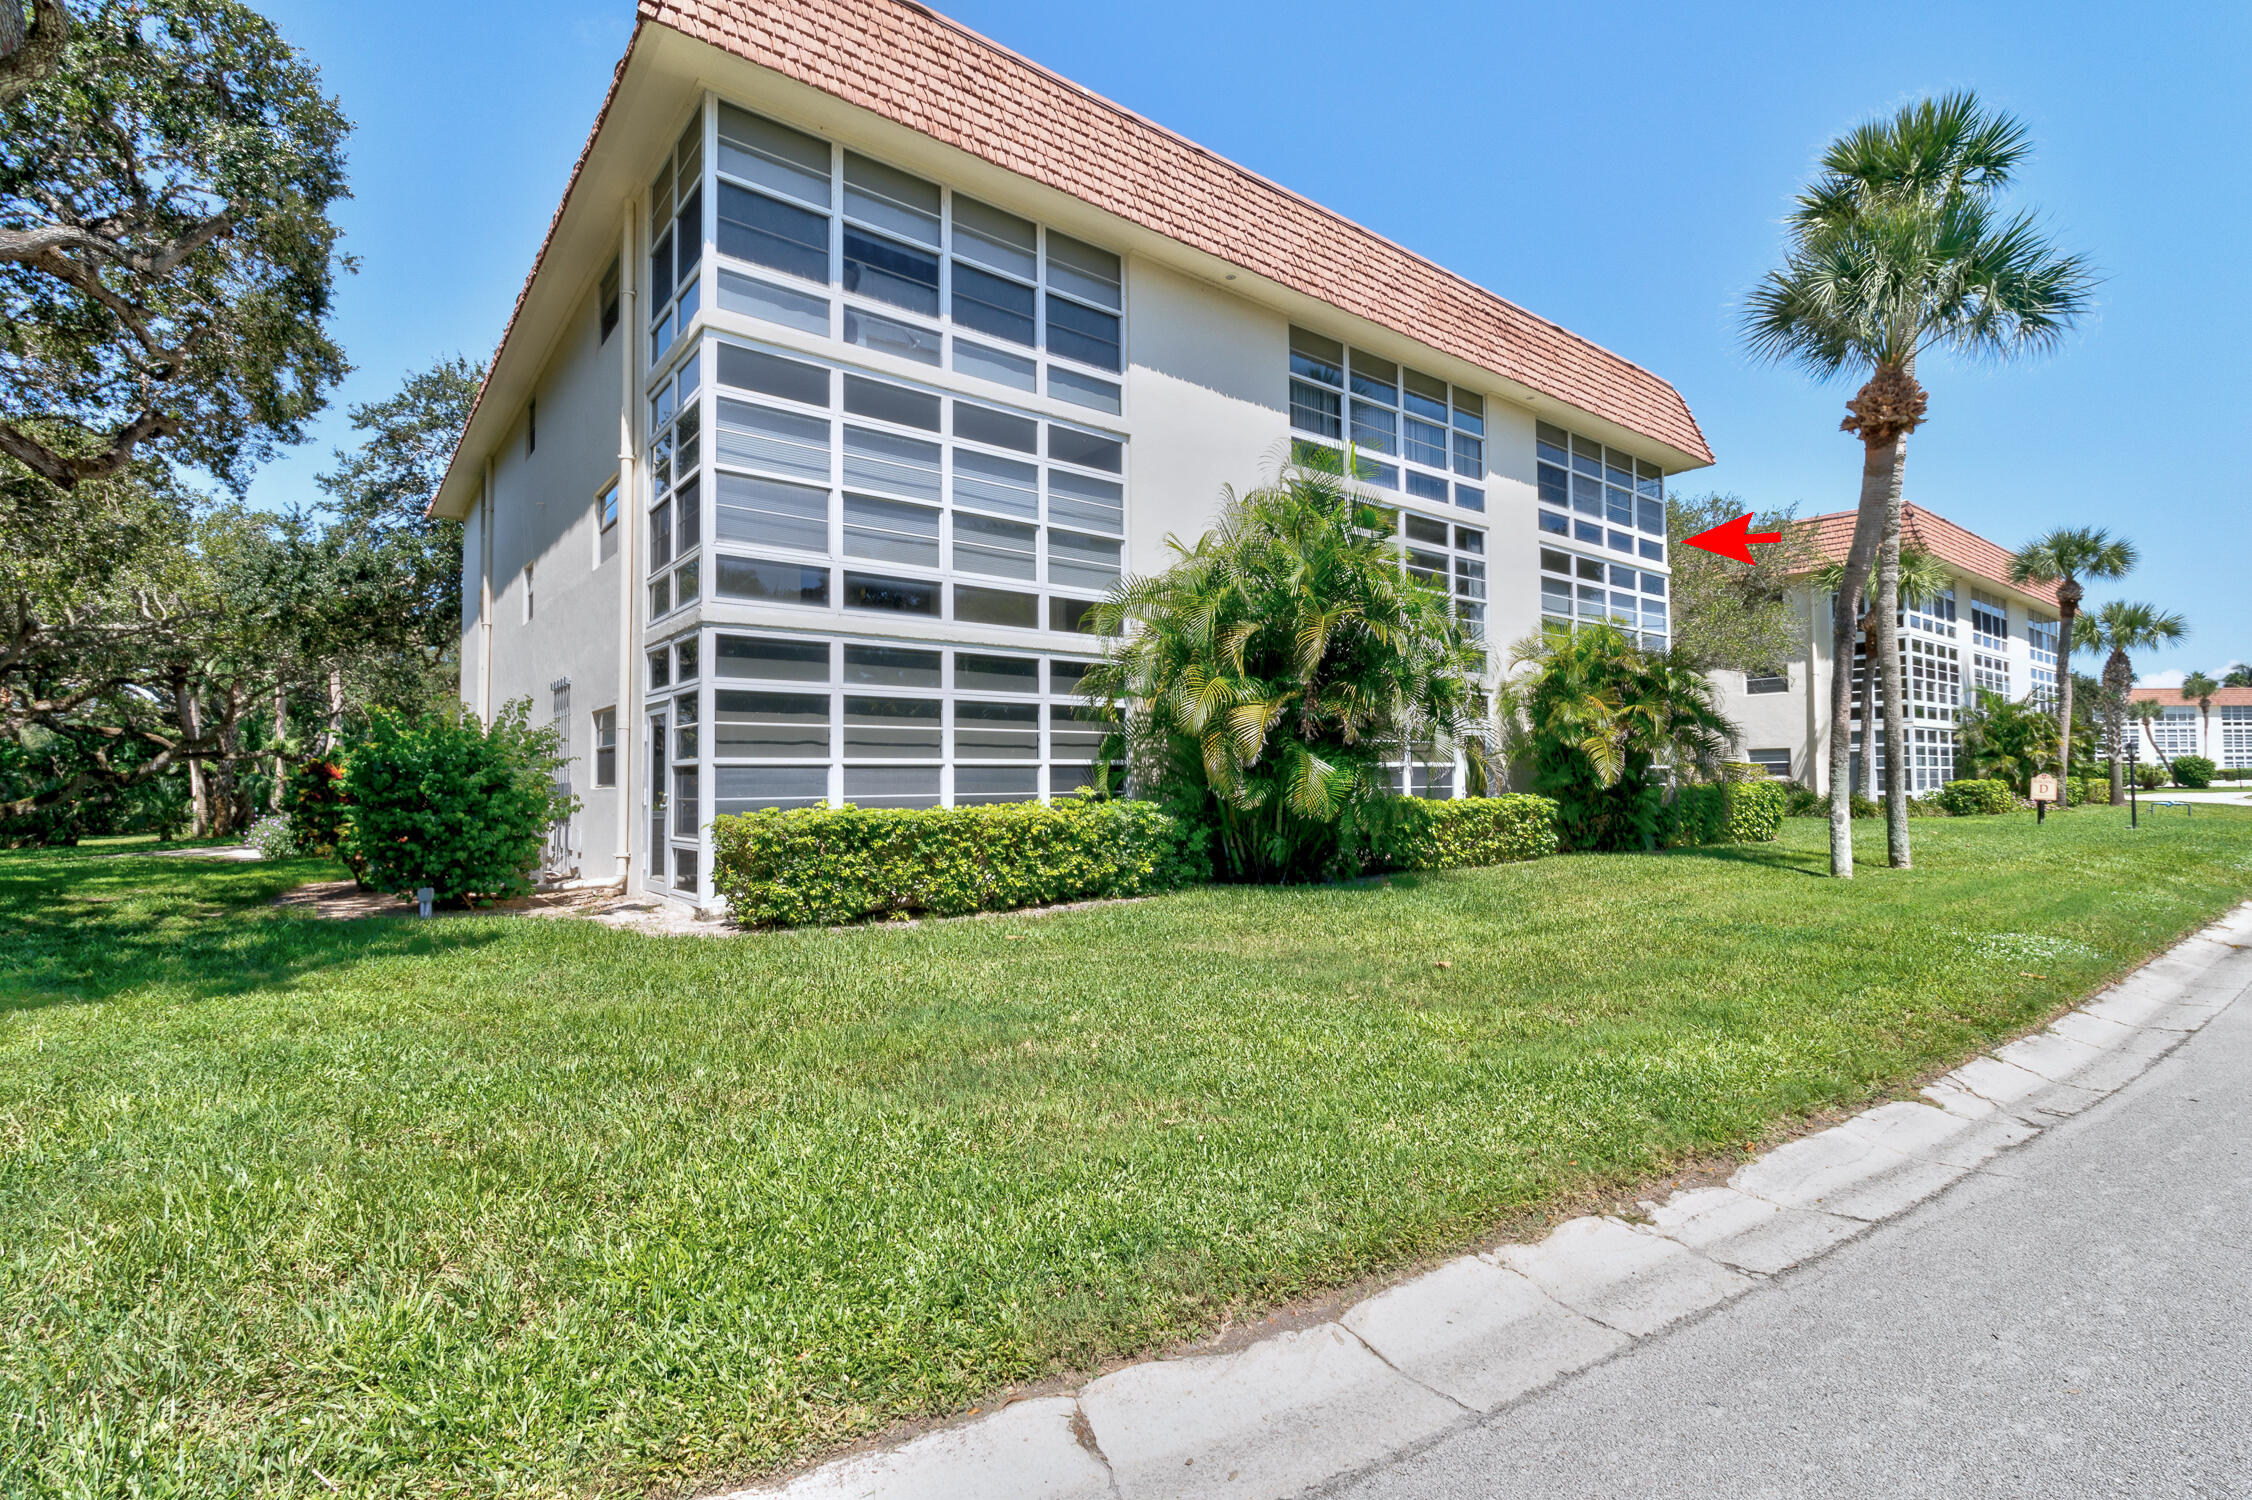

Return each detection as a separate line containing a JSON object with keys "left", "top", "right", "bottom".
{"left": 1328, "top": 985, "right": 2252, "bottom": 1499}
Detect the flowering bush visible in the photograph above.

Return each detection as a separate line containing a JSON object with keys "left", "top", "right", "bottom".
{"left": 244, "top": 814, "right": 303, "bottom": 860}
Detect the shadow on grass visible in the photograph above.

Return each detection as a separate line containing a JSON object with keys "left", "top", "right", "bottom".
{"left": 1655, "top": 839, "right": 1841, "bottom": 878}
{"left": 0, "top": 848, "right": 507, "bottom": 1013}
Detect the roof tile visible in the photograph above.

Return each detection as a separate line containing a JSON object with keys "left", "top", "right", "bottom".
{"left": 639, "top": 0, "right": 1709, "bottom": 462}
{"left": 1799, "top": 503, "right": 2060, "bottom": 609}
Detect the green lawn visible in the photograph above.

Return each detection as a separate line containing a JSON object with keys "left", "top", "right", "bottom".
{"left": 5, "top": 809, "right": 2250, "bottom": 1498}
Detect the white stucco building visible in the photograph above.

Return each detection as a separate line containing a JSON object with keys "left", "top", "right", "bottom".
{"left": 431, "top": 0, "right": 1713, "bottom": 906}
{"left": 2130, "top": 685, "right": 2252, "bottom": 771}
{"left": 1714, "top": 504, "right": 2064, "bottom": 793}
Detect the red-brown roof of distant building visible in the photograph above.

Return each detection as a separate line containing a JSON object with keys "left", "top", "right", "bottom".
{"left": 2131, "top": 684, "right": 2252, "bottom": 707}
{"left": 639, "top": 0, "right": 1712, "bottom": 463}
{"left": 1799, "top": 503, "right": 2060, "bottom": 609}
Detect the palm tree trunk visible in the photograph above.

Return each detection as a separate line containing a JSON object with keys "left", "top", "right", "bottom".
{"left": 1825, "top": 443, "right": 1893, "bottom": 877}
{"left": 2104, "top": 647, "right": 2132, "bottom": 804}
{"left": 2054, "top": 586, "right": 2080, "bottom": 805}
{"left": 1857, "top": 609, "right": 1878, "bottom": 799}
{"left": 1875, "top": 434, "right": 1912, "bottom": 868}
{"left": 2141, "top": 718, "right": 2174, "bottom": 782}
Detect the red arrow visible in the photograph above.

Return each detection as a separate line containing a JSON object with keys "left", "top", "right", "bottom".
{"left": 1679, "top": 513, "right": 1783, "bottom": 565}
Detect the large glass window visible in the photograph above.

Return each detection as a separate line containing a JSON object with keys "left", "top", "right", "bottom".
{"left": 648, "top": 115, "right": 705, "bottom": 364}
{"left": 707, "top": 633, "right": 1116, "bottom": 812}
{"left": 1536, "top": 420, "right": 1665, "bottom": 560}
{"left": 705, "top": 102, "right": 1125, "bottom": 415}
{"left": 646, "top": 358, "right": 703, "bottom": 622}
{"left": 695, "top": 334, "right": 1125, "bottom": 636}
{"left": 1538, "top": 546, "right": 1668, "bottom": 652}
{"left": 1289, "top": 327, "right": 1484, "bottom": 510}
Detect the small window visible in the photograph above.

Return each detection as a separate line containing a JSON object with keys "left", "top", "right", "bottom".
{"left": 599, "top": 259, "right": 620, "bottom": 343}
{"left": 594, "top": 708, "right": 618, "bottom": 786}
{"left": 1748, "top": 748, "right": 1793, "bottom": 777}
{"left": 843, "top": 374, "right": 942, "bottom": 431}
{"left": 522, "top": 562, "right": 534, "bottom": 622}
{"left": 1746, "top": 673, "right": 1790, "bottom": 695}
{"left": 595, "top": 479, "right": 620, "bottom": 565}
{"left": 526, "top": 398, "right": 537, "bottom": 455}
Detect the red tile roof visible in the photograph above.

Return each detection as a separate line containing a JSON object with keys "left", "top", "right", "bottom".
{"left": 2131, "top": 684, "right": 2252, "bottom": 707}
{"left": 1798, "top": 503, "right": 2060, "bottom": 609}
{"left": 640, "top": 0, "right": 1712, "bottom": 464}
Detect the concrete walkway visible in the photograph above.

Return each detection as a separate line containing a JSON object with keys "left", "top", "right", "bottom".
{"left": 725, "top": 904, "right": 2252, "bottom": 1500}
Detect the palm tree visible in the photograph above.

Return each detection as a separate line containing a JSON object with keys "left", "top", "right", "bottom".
{"left": 2129, "top": 699, "right": 2175, "bottom": 782}
{"left": 2225, "top": 665, "right": 2252, "bottom": 689}
{"left": 2075, "top": 601, "right": 2188, "bottom": 804}
{"left": 2181, "top": 670, "right": 2222, "bottom": 760}
{"left": 1743, "top": 93, "right": 2094, "bottom": 877}
{"left": 2009, "top": 527, "right": 2135, "bottom": 805}
{"left": 1083, "top": 454, "right": 1491, "bottom": 882}
{"left": 1811, "top": 547, "right": 1950, "bottom": 797}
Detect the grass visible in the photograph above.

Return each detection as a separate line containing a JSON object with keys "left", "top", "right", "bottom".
{"left": 5, "top": 809, "right": 2251, "bottom": 1498}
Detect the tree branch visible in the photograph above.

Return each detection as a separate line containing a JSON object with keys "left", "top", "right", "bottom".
{"left": 0, "top": 408, "right": 178, "bottom": 488}
{"left": 0, "top": 0, "right": 69, "bottom": 111}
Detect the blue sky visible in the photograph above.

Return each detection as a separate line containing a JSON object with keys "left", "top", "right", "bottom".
{"left": 251, "top": 0, "right": 2249, "bottom": 682}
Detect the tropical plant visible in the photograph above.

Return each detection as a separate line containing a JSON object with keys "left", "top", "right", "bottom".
{"left": 1811, "top": 545, "right": 1951, "bottom": 797}
{"left": 1954, "top": 689, "right": 2076, "bottom": 794}
{"left": 1501, "top": 624, "right": 1736, "bottom": 853}
{"left": 1082, "top": 457, "right": 1491, "bottom": 882}
{"left": 2010, "top": 527, "right": 2136, "bottom": 802}
{"left": 2180, "top": 671, "right": 2222, "bottom": 759}
{"left": 1743, "top": 92, "right": 2094, "bottom": 876}
{"left": 2075, "top": 601, "right": 2188, "bottom": 804}
{"left": 2225, "top": 665, "right": 2252, "bottom": 689}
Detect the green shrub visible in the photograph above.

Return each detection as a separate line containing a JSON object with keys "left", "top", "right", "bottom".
{"left": 1934, "top": 778, "right": 2015, "bottom": 816}
{"left": 711, "top": 796, "right": 1211, "bottom": 928}
{"left": 1662, "top": 779, "right": 1788, "bottom": 845}
{"left": 2067, "top": 776, "right": 2107, "bottom": 806}
{"left": 1849, "top": 790, "right": 1881, "bottom": 819}
{"left": 2172, "top": 755, "right": 2216, "bottom": 789}
{"left": 1378, "top": 795, "right": 1559, "bottom": 870}
{"left": 2136, "top": 764, "right": 2164, "bottom": 790}
{"left": 283, "top": 758, "right": 351, "bottom": 859}
{"left": 339, "top": 702, "right": 575, "bottom": 905}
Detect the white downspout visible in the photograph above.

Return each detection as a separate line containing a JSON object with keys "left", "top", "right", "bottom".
{"left": 615, "top": 206, "right": 639, "bottom": 888}
{"left": 479, "top": 456, "right": 495, "bottom": 726}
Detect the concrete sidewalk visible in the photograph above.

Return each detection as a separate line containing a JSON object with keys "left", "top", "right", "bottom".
{"left": 726, "top": 903, "right": 2252, "bottom": 1500}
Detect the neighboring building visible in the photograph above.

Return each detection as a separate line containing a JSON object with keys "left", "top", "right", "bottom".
{"left": 1715, "top": 503, "right": 2062, "bottom": 793}
{"left": 429, "top": 0, "right": 1713, "bottom": 907}
{"left": 2128, "top": 684, "right": 2252, "bottom": 771}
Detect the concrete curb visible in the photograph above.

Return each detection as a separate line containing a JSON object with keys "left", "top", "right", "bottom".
{"left": 721, "top": 902, "right": 2252, "bottom": 1500}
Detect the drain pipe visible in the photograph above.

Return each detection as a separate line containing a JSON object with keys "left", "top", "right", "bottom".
{"left": 614, "top": 206, "right": 638, "bottom": 889}
{"left": 479, "top": 455, "right": 495, "bottom": 725}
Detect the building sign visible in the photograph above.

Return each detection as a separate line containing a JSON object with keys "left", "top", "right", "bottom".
{"left": 2030, "top": 773, "right": 2059, "bottom": 805}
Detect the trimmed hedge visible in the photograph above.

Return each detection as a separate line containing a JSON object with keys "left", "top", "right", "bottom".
{"left": 1934, "top": 778, "right": 2015, "bottom": 816}
{"left": 1382, "top": 794, "right": 1560, "bottom": 870}
{"left": 1663, "top": 778, "right": 1788, "bottom": 846}
{"left": 711, "top": 797, "right": 1211, "bottom": 928}
{"left": 2172, "top": 755, "right": 2216, "bottom": 789}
